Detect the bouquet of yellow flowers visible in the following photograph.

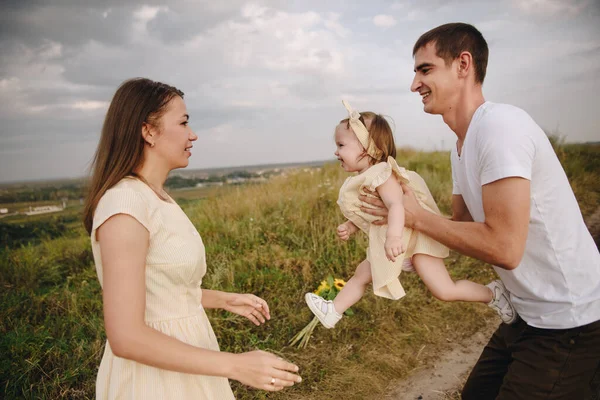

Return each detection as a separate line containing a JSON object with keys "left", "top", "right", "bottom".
{"left": 289, "top": 275, "right": 353, "bottom": 348}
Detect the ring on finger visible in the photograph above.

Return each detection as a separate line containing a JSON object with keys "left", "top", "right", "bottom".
{"left": 270, "top": 377, "right": 276, "bottom": 385}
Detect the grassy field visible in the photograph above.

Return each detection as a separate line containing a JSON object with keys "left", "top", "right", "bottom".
{"left": 1, "top": 143, "right": 598, "bottom": 399}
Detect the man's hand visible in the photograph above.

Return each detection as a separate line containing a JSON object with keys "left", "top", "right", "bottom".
{"left": 399, "top": 183, "right": 423, "bottom": 229}
{"left": 384, "top": 235, "right": 406, "bottom": 261}
{"left": 359, "top": 186, "right": 424, "bottom": 229}
{"left": 337, "top": 221, "right": 358, "bottom": 240}
{"left": 358, "top": 189, "right": 388, "bottom": 225}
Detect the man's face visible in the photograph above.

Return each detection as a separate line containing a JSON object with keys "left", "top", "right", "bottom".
{"left": 410, "top": 42, "right": 460, "bottom": 116}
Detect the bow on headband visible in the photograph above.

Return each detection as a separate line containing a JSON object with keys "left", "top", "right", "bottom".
{"left": 342, "top": 100, "right": 382, "bottom": 160}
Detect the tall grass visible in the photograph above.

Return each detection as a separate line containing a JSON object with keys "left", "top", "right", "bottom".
{"left": 1, "top": 145, "right": 598, "bottom": 399}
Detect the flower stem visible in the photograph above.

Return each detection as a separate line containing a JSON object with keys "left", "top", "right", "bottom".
{"left": 288, "top": 317, "right": 320, "bottom": 348}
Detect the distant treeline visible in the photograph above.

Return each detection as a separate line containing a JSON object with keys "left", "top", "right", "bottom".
{"left": 165, "top": 170, "right": 264, "bottom": 189}
{"left": 0, "top": 171, "right": 268, "bottom": 203}
{"left": 0, "top": 184, "right": 84, "bottom": 203}
{"left": 0, "top": 214, "right": 80, "bottom": 247}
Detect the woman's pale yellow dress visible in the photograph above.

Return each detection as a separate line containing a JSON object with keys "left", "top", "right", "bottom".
{"left": 337, "top": 157, "right": 449, "bottom": 300}
{"left": 91, "top": 177, "right": 235, "bottom": 399}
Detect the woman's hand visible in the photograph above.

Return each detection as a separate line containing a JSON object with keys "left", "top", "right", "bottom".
{"left": 223, "top": 293, "right": 270, "bottom": 326}
{"left": 230, "top": 350, "right": 301, "bottom": 392}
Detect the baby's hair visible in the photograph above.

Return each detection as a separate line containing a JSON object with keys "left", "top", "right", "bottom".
{"left": 340, "top": 112, "right": 397, "bottom": 164}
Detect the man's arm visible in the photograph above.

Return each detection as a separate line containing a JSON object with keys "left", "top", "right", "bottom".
{"left": 407, "top": 177, "right": 530, "bottom": 270}
{"left": 451, "top": 194, "right": 473, "bottom": 222}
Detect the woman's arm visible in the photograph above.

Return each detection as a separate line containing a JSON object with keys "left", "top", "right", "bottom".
{"left": 97, "top": 214, "right": 300, "bottom": 390}
{"left": 202, "top": 289, "right": 271, "bottom": 326}
{"left": 200, "top": 289, "right": 228, "bottom": 309}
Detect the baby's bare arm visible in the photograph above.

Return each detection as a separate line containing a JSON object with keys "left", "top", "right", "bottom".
{"left": 376, "top": 177, "right": 405, "bottom": 237}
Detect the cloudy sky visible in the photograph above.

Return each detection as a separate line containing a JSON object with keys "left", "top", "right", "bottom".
{"left": 1, "top": 0, "right": 599, "bottom": 183}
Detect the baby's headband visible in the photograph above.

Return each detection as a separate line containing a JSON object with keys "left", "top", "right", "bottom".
{"left": 342, "top": 100, "right": 382, "bottom": 159}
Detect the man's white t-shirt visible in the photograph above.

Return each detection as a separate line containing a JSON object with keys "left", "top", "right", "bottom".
{"left": 451, "top": 101, "right": 600, "bottom": 329}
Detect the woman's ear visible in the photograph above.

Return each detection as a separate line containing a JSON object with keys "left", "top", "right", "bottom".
{"left": 142, "top": 122, "right": 155, "bottom": 147}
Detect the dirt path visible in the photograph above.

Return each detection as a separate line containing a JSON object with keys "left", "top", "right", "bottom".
{"left": 386, "top": 322, "right": 497, "bottom": 400}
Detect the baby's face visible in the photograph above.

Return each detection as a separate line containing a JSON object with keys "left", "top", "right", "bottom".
{"left": 334, "top": 123, "right": 369, "bottom": 173}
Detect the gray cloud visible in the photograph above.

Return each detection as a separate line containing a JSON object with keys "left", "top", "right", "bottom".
{"left": 145, "top": 1, "right": 261, "bottom": 43}
{"left": 0, "top": 3, "right": 135, "bottom": 48}
{"left": 1, "top": 0, "right": 599, "bottom": 182}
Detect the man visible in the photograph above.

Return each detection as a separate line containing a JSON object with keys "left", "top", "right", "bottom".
{"left": 361, "top": 23, "right": 600, "bottom": 399}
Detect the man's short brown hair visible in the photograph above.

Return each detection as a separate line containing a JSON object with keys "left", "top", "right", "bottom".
{"left": 413, "top": 23, "right": 489, "bottom": 84}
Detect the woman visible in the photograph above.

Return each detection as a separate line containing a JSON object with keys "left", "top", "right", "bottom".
{"left": 83, "top": 78, "right": 301, "bottom": 399}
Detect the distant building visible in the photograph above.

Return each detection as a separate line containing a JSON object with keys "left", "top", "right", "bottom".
{"left": 196, "top": 182, "right": 223, "bottom": 187}
{"left": 25, "top": 205, "right": 63, "bottom": 216}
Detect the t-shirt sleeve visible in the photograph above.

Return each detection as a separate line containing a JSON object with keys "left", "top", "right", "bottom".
{"left": 477, "top": 114, "right": 536, "bottom": 186}
{"left": 92, "top": 188, "right": 150, "bottom": 238}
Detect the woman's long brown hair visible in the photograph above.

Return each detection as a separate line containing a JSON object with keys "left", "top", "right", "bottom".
{"left": 83, "top": 78, "right": 184, "bottom": 234}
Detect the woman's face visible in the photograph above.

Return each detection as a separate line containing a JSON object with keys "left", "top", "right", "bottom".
{"left": 152, "top": 96, "right": 198, "bottom": 170}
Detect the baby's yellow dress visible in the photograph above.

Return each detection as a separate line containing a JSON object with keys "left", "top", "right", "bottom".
{"left": 337, "top": 157, "right": 449, "bottom": 300}
{"left": 91, "top": 177, "right": 235, "bottom": 400}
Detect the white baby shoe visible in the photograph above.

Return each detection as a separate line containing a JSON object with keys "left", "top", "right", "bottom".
{"left": 486, "top": 280, "right": 518, "bottom": 324}
{"left": 305, "top": 293, "right": 343, "bottom": 329}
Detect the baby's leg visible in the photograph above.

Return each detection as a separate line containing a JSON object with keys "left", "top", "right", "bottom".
{"left": 412, "top": 254, "right": 492, "bottom": 303}
{"left": 333, "top": 259, "right": 372, "bottom": 313}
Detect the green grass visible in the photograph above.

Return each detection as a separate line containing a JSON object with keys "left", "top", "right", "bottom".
{"left": 1, "top": 144, "right": 598, "bottom": 399}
